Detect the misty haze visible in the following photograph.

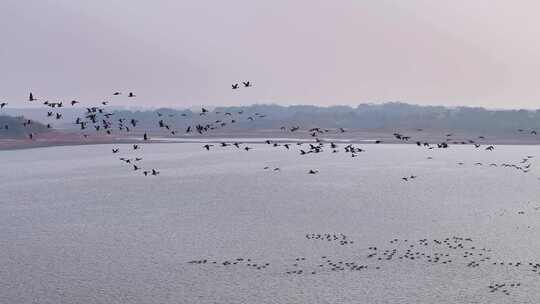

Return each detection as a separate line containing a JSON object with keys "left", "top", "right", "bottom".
{"left": 2, "top": 1, "right": 540, "bottom": 304}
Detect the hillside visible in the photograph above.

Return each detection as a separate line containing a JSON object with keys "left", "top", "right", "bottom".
{"left": 0, "top": 115, "right": 51, "bottom": 138}
{"left": 106, "top": 103, "right": 540, "bottom": 136}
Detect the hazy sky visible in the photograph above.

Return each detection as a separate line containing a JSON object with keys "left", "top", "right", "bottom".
{"left": 2, "top": 0, "right": 540, "bottom": 108}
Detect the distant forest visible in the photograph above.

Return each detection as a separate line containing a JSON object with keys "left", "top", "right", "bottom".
{"left": 0, "top": 115, "right": 50, "bottom": 138}
{"left": 4, "top": 102, "right": 540, "bottom": 137}
{"left": 110, "top": 103, "right": 540, "bottom": 134}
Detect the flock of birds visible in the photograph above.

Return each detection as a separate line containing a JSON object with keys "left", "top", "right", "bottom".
{"left": 459, "top": 155, "right": 535, "bottom": 174}
{"left": 305, "top": 233, "right": 354, "bottom": 246}
{"left": 4, "top": 84, "right": 540, "bottom": 301}
{"left": 0, "top": 83, "right": 268, "bottom": 175}
{"left": 199, "top": 131, "right": 539, "bottom": 181}
{"left": 2, "top": 84, "right": 540, "bottom": 181}
{"left": 187, "top": 233, "right": 540, "bottom": 297}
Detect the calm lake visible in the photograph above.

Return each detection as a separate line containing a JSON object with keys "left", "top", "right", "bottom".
{"left": 1, "top": 143, "right": 540, "bottom": 303}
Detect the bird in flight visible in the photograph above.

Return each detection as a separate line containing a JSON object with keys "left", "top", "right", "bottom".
{"left": 128, "top": 92, "right": 136, "bottom": 97}
{"left": 232, "top": 83, "right": 239, "bottom": 90}
{"left": 242, "top": 81, "right": 252, "bottom": 87}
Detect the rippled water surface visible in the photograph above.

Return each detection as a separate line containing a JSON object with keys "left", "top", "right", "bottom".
{"left": 1, "top": 143, "right": 540, "bottom": 303}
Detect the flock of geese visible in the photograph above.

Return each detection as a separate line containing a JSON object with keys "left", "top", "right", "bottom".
{"left": 199, "top": 127, "right": 537, "bottom": 180}
{"left": 3, "top": 85, "right": 540, "bottom": 300}
{"left": 2, "top": 85, "right": 540, "bottom": 182}
{"left": 0, "top": 83, "right": 267, "bottom": 175}
{"left": 187, "top": 233, "right": 540, "bottom": 297}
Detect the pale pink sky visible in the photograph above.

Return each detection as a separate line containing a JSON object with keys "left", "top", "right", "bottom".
{"left": 2, "top": 0, "right": 540, "bottom": 108}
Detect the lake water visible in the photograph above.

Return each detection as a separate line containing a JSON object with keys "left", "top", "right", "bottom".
{"left": 1, "top": 143, "right": 540, "bottom": 303}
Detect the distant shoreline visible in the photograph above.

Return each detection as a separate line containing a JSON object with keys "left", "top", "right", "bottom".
{"left": 2, "top": 134, "right": 540, "bottom": 151}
